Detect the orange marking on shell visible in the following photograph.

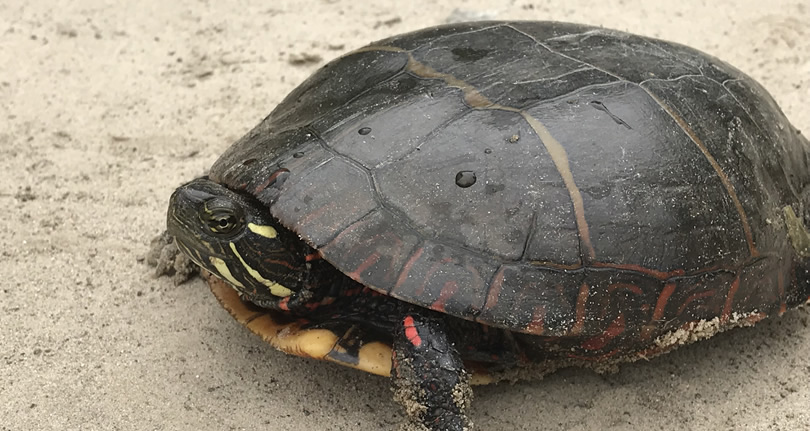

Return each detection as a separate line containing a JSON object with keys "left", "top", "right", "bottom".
{"left": 296, "top": 201, "right": 338, "bottom": 231}
{"left": 569, "top": 283, "right": 589, "bottom": 336}
{"left": 253, "top": 168, "right": 290, "bottom": 195}
{"left": 525, "top": 306, "right": 546, "bottom": 335}
{"left": 413, "top": 257, "right": 454, "bottom": 297}
{"left": 278, "top": 297, "right": 290, "bottom": 311}
{"left": 593, "top": 262, "right": 686, "bottom": 281}
{"left": 431, "top": 281, "right": 459, "bottom": 313}
{"left": 641, "top": 281, "right": 677, "bottom": 341}
{"left": 528, "top": 260, "right": 584, "bottom": 270}
{"left": 721, "top": 275, "right": 741, "bottom": 323}
{"left": 607, "top": 282, "right": 643, "bottom": 296}
{"left": 581, "top": 313, "right": 626, "bottom": 351}
{"left": 652, "top": 282, "right": 677, "bottom": 322}
{"left": 482, "top": 267, "right": 506, "bottom": 311}
{"left": 345, "top": 252, "right": 381, "bottom": 282}
{"left": 403, "top": 316, "right": 421, "bottom": 347}
{"left": 675, "top": 290, "right": 715, "bottom": 316}
{"left": 393, "top": 247, "right": 424, "bottom": 291}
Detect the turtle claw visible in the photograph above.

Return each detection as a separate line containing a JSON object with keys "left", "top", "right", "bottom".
{"left": 147, "top": 230, "right": 199, "bottom": 285}
{"left": 392, "top": 310, "right": 473, "bottom": 431}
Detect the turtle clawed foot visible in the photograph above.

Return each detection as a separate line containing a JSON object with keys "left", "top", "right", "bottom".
{"left": 146, "top": 230, "right": 199, "bottom": 285}
{"left": 392, "top": 310, "right": 474, "bottom": 431}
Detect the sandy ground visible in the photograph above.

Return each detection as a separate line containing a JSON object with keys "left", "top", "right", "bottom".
{"left": 2, "top": 0, "right": 810, "bottom": 430}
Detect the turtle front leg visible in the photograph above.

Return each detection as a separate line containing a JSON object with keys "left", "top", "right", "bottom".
{"left": 391, "top": 310, "right": 473, "bottom": 431}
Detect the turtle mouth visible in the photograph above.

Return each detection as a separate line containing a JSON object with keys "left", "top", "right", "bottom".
{"left": 166, "top": 182, "right": 228, "bottom": 271}
{"left": 172, "top": 235, "right": 210, "bottom": 270}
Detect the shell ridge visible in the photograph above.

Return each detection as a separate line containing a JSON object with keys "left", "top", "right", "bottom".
{"left": 504, "top": 24, "right": 628, "bottom": 83}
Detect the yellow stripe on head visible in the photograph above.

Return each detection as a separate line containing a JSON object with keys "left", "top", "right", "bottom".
{"left": 229, "top": 243, "right": 294, "bottom": 297}
{"left": 210, "top": 256, "right": 246, "bottom": 288}
{"left": 248, "top": 223, "right": 278, "bottom": 239}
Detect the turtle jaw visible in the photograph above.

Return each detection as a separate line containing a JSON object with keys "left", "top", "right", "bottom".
{"left": 167, "top": 179, "right": 241, "bottom": 283}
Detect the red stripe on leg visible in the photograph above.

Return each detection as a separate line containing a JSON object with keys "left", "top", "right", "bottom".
{"left": 403, "top": 316, "right": 422, "bottom": 347}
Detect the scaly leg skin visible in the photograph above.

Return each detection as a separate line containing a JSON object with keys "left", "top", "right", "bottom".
{"left": 392, "top": 310, "right": 473, "bottom": 431}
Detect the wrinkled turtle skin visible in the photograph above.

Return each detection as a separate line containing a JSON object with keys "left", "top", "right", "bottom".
{"left": 161, "top": 21, "right": 810, "bottom": 431}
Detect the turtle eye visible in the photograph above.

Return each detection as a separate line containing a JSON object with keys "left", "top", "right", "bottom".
{"left": 208, "top": 211, "right": 240, "bottom": 234}
{"left": 202, "top": 199, "right": 244, "bottom": 236}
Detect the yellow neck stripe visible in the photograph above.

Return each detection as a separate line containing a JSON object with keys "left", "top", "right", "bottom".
{"left": 210, "top": 256, "right": 246, "bottom": 288}
{"left": 229, "top": 243, "right": 294, "bottom": 297}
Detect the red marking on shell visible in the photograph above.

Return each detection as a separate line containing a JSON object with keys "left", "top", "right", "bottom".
{"left": 581, "top": 313, "right": 626, "bottom": 351}
{"left": 675, "top": 290, "right": 715, "bottom": 316}
{"left": 652, "top": 282, "right": 677, "bottom": 322}
{"left": 253, "top": 168, "right": 290, "bottom": 195}
{"left": 641, "top": 281, "right": 676, "bottom": 341}
{"left": 403, "top": 316, "right": 421, "bottom": 347}
{"left": 607, "top": 282, "right": 643, "bottom": 296}
{"left": 323, "top": 213, "right": 370, "bottom": 247}
{"left": 345, "top": 252, "right": 381, "bottom": 282}
{"left": 394, "top": 247, "right": 424, "bottom": 291}
{"left": 278, "top": 297, "right": 290, "bottom": 311}
{"left": 295, "top": 201, "right": 339, "bottom": 232}
{"left": 721, "top": 275, "right": 741, "bottom": 323}
{"left": 569, "top": 283, "right": 589, "bottom": 336}
{"left": 413, "top": 257, "right": 454, "bottom": 298}
{"left": 593, "top": 262, "right": 686, "bottom": 281}
{"left": 525, "top": 306, "right": 546, "bottom": 335}
{"left": 431, "top": 281, "right": 459, "bottom": 312}
{"left": 482, "top": 266, "right": 506, "bottom": 311}
{"left": 529, "top": 261, "right": 585, "bottom": 271}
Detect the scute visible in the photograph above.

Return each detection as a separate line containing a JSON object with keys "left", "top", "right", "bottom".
{"left": 209, "top": 21, "right": 810, "bottom": 337}
{"left": 376, "top": 107, "right": 571, "bottom": 261}
{"left": 512, "top": 21, "right": 737, "bottom": 83}
{"left": 315, "top": 75, "right": 469, "bottom": 169}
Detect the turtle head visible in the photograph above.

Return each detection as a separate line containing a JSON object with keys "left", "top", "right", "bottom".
{"left": 167, "top": 177, "right": 312, "bottom": 303}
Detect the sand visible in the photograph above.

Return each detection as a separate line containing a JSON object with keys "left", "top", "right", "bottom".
{"left": 3, "top": 0, "right": 809, "bottom": 430}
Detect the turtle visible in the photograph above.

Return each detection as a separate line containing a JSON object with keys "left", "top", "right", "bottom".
{"left": 161, "top": 21, "right": 810, "bottom": 431}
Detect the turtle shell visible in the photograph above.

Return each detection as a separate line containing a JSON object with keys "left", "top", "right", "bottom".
{"left": 210, "top": 21, "right": 810, "bottom": 356}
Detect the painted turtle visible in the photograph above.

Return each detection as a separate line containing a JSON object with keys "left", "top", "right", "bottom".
{"left": 163, "top": 21, "right": 810, "bottom": 430}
